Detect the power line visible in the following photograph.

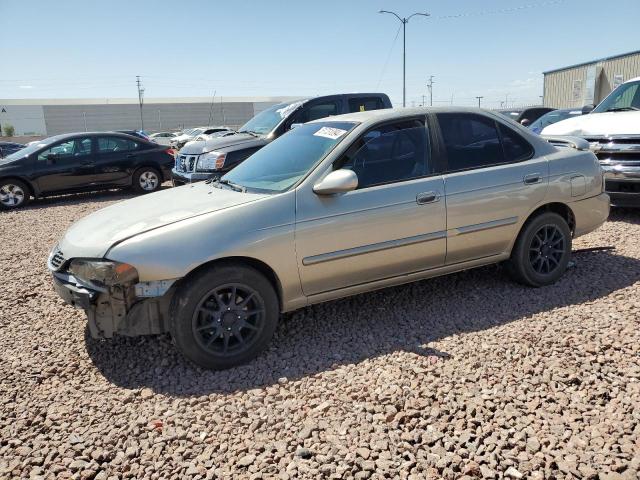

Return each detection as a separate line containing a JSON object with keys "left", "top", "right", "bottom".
{"left": 376, "top": 24, "right": 402, "bottom": 90}
{"left": 434, "top": 0, "right": 566, "bottom": 19}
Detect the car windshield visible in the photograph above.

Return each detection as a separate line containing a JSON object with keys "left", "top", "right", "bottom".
{"left": 222, "top": 121, "right": 357, "bottom": 193}
{"left": 2, "top": 136, "right": 59, "bottom": 161}
{"left": 238, "top": 100, "right": 305, "bottom": 135}
{"left": 530, "top": 109, "right": 582, "bottom": 132}
{"left": 593, "top": 80, "right": 640, "bottom": 113}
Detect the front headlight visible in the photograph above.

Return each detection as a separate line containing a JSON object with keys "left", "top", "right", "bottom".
{"left": 196, "top": 151, "right": 226, "bottom": 172}
{"left": 69, "top": 260, "right": 138, "bottom": 289}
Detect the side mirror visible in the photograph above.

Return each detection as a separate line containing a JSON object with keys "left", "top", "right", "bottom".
{"left": 520, "top": 118, "right": 531, "bottom": 126}
{"left": 582, "top": 104, "right": 595, "bottom": 114}
{"left": 46, "top": 153, "right": 58, "bottom": 163}
{"left": 313, "top": 169, "right": 358, "bottom": 195}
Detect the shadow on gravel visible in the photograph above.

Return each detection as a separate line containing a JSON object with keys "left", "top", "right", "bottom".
{"left": 609, "top": 207, "right": 640, "bottom": 225}
{"left": 5, "top": 184, "right": 173, "bottom": 212}
{"left": 85, "top": 247, "right": 640, "bottom": 396}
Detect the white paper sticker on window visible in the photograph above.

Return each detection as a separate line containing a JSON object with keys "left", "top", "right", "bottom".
{"left": 313, "top": 126, "right": 347, "bottom": 140}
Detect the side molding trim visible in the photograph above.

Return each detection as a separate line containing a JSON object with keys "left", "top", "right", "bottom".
{"left": 302, "top": 231, "right": 447, "bottom": 266}
{"left": 449, "top": 216, "right": 518, "bottom": 237}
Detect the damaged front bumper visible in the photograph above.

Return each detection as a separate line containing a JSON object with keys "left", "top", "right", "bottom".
{"left": 52, "top": 272, "right": 175, "bottom": 339}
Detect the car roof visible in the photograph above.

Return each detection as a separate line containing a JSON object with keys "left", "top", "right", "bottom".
{"left": 308, "top": 106, "right": 500, "bottom": 124}
{"left": 36, "top": 131, "right": 151, "bottom": 142}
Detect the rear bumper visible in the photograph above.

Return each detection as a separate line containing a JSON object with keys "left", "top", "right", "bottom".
{"left": 571, "top": 193, "right": 610, "bottom": 237}
{"left": 602, "top": 165, "right": 640, "bottom": 207}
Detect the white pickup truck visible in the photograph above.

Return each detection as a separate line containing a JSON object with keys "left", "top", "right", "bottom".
{"left": 542, "top": 77, "right": 640, "bottom": 207}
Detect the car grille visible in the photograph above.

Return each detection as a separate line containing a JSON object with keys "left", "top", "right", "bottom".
{"left": 175, "top": 154, "right": 199, "bottom": 173}
{"left": 585, "top": 136, "right": 640, "bottom": 167}
{"left": 48, "top": 246, "right": 66, "bottom": 271}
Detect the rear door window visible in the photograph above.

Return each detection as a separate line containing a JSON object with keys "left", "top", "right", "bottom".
{"left": 296, "top": 101, "right": 340, "bottom": 122}
{"left": 498, "top": 124, "right": 534, "bottom": 162}
{"left": 437, "top": 113, "right": 505, "bottom": 171}
{"left": 97, "top": 137, "right": 138, "bottom": 153}
{"left": 348, "top": 97, "right": 384, "bottom": 112}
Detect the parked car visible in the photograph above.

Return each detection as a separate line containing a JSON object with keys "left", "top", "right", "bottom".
{"left": 170, "top": 127, "right": 233, "bottom": 150}
{"left": 0, "top": 141, "right": 26, "bottom": 158}
{"left": 0, "top": 132, "right": 175, "bottom": 209}
{"left": 499, "top": 107, "right": 555, "bottom": 126}
{"left": 148, "top": 132, "right": 179, "bottom": 146}
{"left": 172, "top": 93, "right": 393, "bottom": 185}
{"left": 542, "top": 76, "right": 640, "bottom": 207}
{"left": 529, "top": 108, "right": 583, "bottom": 134}
{"left": 116, "top": 130, "right": 151, "bottom": 141}
{"left": 48, "top": 107, "right": 608, "bottom": 369}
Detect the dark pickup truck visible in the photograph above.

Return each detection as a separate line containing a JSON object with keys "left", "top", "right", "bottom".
{"left": 171, "top": 93, "right": 392, "bottom": 184}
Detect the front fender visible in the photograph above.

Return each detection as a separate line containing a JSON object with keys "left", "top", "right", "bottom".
{"left": 105, "top": 190, "right": 306, "bottom": 311}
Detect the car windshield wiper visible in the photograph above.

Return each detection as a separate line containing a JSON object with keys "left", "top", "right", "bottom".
{"left": 604, "top": 106, "right": 640, "bottom": 112}
{"left": 238, "top": 130, "right": 261, "bottom": 137}
{"left": 211, "top": 178, "right": 245, "bottom": 192}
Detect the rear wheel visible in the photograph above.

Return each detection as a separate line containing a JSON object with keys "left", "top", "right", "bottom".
{"left": 508, "top": 212, "right": 572, "bottom": 287}
{"left": 0, "top": 179, "right": 30, "bottom": 210}
{"left": 170, "top": 264, "right": 279, "bottom": 370}
{"left": 132, "top": 167, "right": 161, "bottom": 193}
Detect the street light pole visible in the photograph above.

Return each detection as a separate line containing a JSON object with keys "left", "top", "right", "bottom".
{"left": 476, "top": 96, "right": 483, "bottom": 108}
{"left": 379, "top": 10, "right": 430, "bottom": 108}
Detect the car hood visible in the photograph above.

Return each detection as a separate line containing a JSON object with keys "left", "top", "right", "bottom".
{"left": 541, "top": 111, "right": 640, "bottom": 136}
{"left": 57, "top": 182, "right": 268, "bottom": 258}
{"left": 179, "top": 133, "right": 268, "bottom": 155}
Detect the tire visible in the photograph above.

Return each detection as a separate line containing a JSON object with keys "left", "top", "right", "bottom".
{"left": 507, "top": 212, "right": 572, "bottom": 287}
{"left": 0, "top": 179, "right": 30, "bottom": 210}
{"left": 170, "top": 264, "right": 280, "bottom": 370}
{"left": 132, "top": 167, "right": 161, "bottom": 193}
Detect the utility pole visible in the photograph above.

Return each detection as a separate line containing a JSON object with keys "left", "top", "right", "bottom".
{"left": 505, "top": 93, "right": 510, "bottom": 109}
{"left": 379, "top": 10, "right": 430, "bottom": 107}
{"left": 421, "top": 94, "right": 425, "bottom": 107}
{"left": 476, "top": 96, "right": 484, "bottom": 108}
{"left": 427, "top": 75, "right": 434, "bottom": 106}
{"left": 82, "top": 112, "right": 87, "bottom": 132}
{"left": 136, "top": 76, "right": 145, "bottom": 131}
{"left": 207, "top": 90, "right": 217, "bottom": 126}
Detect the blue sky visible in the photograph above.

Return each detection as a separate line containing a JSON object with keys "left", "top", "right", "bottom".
{"left": 1, "top": 0, "right": 638, "bottom": 107}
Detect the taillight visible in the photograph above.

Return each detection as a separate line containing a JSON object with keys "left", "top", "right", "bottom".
{"left": 166, "top": 148, "right": 176, "bottom": 156}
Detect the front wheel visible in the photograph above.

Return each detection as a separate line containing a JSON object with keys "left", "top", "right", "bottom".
{"left": 507, "top": 212, "right": 572, "bottom": 287}
{"left": 132, "top": 167, "right": 161, "bottom": 193}
{"left": 170, "top": 264, "right": 279, "bottom": 370}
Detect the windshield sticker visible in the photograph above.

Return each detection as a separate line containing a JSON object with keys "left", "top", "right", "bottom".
{"left": 313, "top": 126, "right": 348, "bottom": 140}
{"left": 276, "top": 101, "right": 304, "bottom": 119}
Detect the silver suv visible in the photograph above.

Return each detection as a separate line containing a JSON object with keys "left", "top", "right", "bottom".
{"left": 49, "top": 108, "right": 609, "bottom": 369}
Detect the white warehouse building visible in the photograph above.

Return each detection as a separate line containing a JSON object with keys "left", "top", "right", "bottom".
{"left": 0, "top": 96, "right": 299, "bottom": 136}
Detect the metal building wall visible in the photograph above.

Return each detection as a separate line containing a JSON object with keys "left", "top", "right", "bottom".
{"left": 41, "top": 102, "right": 261, "bottom": 135}
{"left": 543, "top": 52, "right": 640, "bottom": 108}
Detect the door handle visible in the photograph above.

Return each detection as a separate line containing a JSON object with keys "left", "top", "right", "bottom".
{"left": 523, "top": 173, "right": 542, "bottom": 185}
{"left": 126, "top": 154, "right": 136, "bottom": 158}
{"left": 416, "top": 191, "right": 439, "bottom": 205}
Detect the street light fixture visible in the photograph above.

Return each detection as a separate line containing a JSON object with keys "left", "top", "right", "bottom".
{"left": 379, "top": 10, "right": 430, "bottom": 108}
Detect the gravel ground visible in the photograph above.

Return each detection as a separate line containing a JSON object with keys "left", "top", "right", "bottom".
{"left": 1, "top": 190, "right": 639, "bottom": 480}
